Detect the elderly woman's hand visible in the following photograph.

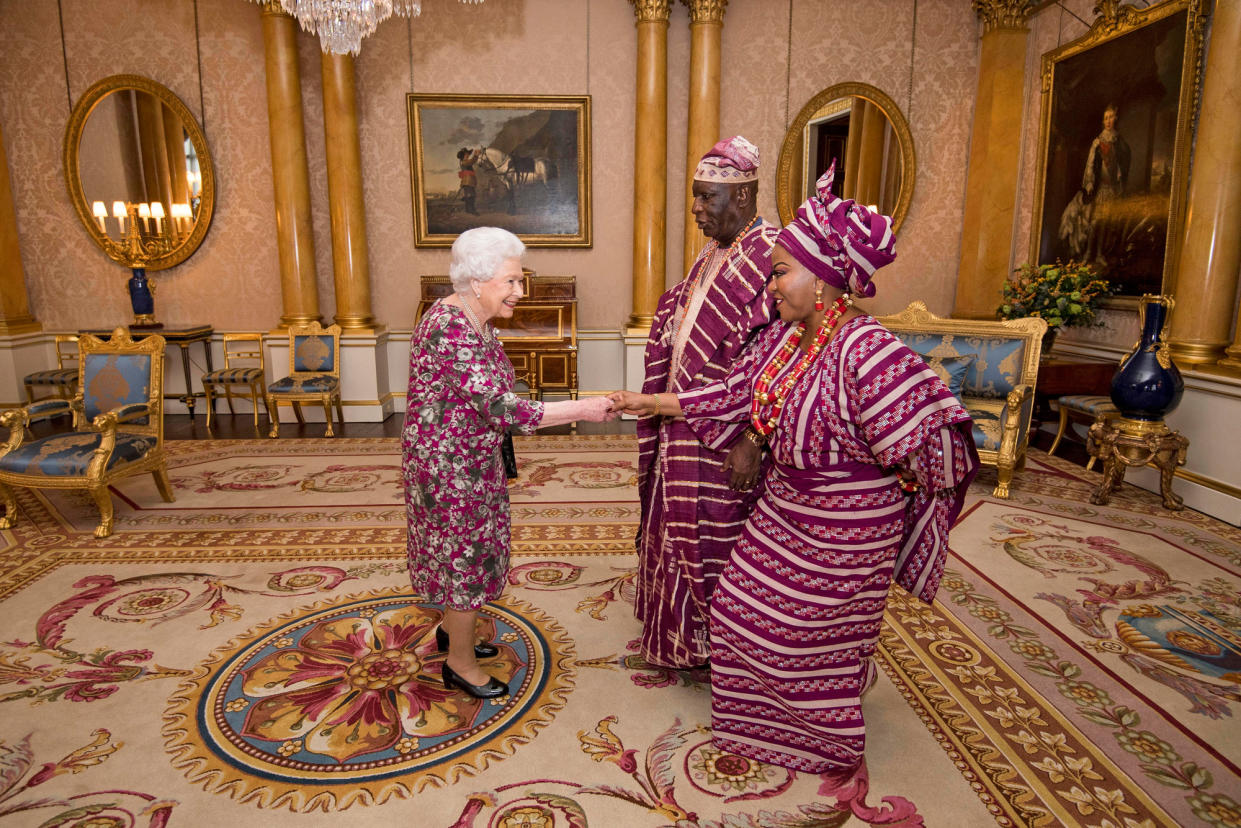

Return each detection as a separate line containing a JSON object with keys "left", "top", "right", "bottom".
{"left": 577, "top": 396, "right": 616, "bottom": 423}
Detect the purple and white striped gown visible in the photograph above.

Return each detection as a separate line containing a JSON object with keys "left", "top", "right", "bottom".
{"left": 679, "top": 315, "right": 977, "bottom": 773}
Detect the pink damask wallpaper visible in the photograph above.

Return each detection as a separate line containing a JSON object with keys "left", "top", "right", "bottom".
{"left": 0, "top": 0, "right": 981, "bottom": 332}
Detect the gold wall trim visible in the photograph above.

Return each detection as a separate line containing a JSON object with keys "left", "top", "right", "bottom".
{"left": 1173, "top": 467, "right": 1241, "bottom": 500}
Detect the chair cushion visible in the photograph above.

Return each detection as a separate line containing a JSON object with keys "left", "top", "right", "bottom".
{"left": 964, "top": 399, "right": 1006, "bottom": 452}
{"left": 204, "top": 367, "right": 264, "bottom": 384}
{"left": 957, "top": 336, "right": 1027, "bottom": 398}
{"left": 917, "top": 353, "right": 975, "bottom": 399}
{"left": 24, "top": 368, "right": 78, "bottom": 386}
{"left": 1057, "top": 394, "right": 1118, "bottom": 416}
{"left": 293, "top": 335, "right": 336, "bottom": 372}
{"left": 0, "top": 433, "right": 157, "bottom": 476}
{"left": 82, "top": 354, "right": 152, "bottom": 420}
{"left": 268, "top": 375, "right": 339, "bottom": 393}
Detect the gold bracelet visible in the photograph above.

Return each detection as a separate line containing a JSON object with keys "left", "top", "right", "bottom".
{"left": 743, "top": 428, "right": 766, "bottom": 448}
{"left": 652, "top": 394, "right": 660, "bottom": 416}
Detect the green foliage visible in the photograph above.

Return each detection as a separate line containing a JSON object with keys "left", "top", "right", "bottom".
{"left": 997, "top": 261, "right": 1111, "bottom": 329}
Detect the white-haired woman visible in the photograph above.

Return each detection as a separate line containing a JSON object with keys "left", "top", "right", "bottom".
{"left": 404, "top": 227, "right": 613, "bottom": 699}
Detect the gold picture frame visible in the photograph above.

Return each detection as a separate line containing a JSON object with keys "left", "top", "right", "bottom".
{"left": 407, "top": 93, "right": 592, "bottom": 248}
{"left": 1029, "top": 0, "right": 1209, "bottom": 298}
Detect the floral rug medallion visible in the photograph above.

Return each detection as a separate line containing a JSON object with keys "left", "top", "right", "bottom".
{"left": 162, "top": 588, "right": 574, "bottom": 811}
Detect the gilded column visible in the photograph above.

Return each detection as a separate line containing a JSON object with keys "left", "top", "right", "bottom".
{"left": 262, "top": 0, "right": 321, "bottom": 326}
{"left": 628, "top": 0, "right": 671, "bottom": 330}
{"left": 0, "top": 121, "right": 39, "bottom": 334}
{"left": 1169, "top": 0, "right": 1241, "bottom": 367}
{"left": 953, "top": 0, "right": 1035, "bottom": 319}
{"left": 680, "top": 0, "right": 726, "bottom": 274}
{"left": 321, "top": 52, "right": 376, "bottom": 330}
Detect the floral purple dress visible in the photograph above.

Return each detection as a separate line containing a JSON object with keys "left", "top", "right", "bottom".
{"left": 403, "top": 301, "right": 544, "bottom": 611}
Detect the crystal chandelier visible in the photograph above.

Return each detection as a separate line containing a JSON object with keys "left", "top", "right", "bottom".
{"left": 274, "top": 0, "right": 485, "bottom": 56}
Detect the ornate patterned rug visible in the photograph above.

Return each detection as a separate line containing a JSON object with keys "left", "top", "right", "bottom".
{"left": 0, "top": 436, "right": 1236, "bottom": 827}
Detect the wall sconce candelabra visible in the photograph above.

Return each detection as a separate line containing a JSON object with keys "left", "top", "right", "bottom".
{"left": 89, "top": 200, "right": 195, "bottom": 329}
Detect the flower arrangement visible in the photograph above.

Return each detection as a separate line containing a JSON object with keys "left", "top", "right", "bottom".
{"left": 997, "top": 261, "right": 1111, "bottom": 330}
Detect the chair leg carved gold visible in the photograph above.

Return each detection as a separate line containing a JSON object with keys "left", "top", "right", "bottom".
{"left": 0, "top": 481, "right": 16, "bottom": 530}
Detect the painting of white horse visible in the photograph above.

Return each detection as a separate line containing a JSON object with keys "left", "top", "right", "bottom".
{"left": 407, "top": 94, "right": 591, "bottom": 247}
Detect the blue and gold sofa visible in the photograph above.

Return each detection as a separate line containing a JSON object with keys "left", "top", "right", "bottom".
{"left": 0, "top": 328, "right": 174, "bottom": 538}
{"left": 877, "top": 301, "right": 1047, "bottom": 498}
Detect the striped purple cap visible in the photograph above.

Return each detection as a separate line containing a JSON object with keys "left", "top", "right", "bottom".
{"left": 776, "top": 162, "right": 895, "bottom": 298}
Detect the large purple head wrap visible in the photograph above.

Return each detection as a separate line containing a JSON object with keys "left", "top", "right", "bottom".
{"left": 775, "top": 162, "right": 896, "bottom": 298}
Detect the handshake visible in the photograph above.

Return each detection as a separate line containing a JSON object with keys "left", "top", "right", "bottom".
{"left": 547, "top": 392, "right": 678, "bottom": 426}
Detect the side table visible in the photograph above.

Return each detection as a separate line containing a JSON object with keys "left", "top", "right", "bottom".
{"left": 81, "top": 325, "right": 214, "bottom": 414}
{"left": 1087, "top": 417, "right": 1189, "bottom": 510}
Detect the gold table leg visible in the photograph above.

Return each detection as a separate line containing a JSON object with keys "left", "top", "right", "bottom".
{"left": 1087, "top": 417, "right": 1189, "bottom": 510}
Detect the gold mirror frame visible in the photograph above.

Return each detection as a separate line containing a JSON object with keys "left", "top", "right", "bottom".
{"left": 776, "top": 82, "right": 915, "bottom": 232}
{"left": 63, "top": 74, "right": 215, "bottom": 271}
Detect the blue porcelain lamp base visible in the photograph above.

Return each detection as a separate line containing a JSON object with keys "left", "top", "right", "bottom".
{"left": 128, "top": 267, "right": 163, "bottom": 330}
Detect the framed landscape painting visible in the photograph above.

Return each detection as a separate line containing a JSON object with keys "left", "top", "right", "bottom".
{"left": 1029, "top": 0, "right": 1207, "bottom": 297}
{"left": 407, "top": 93, "right": 592, "bottom": 248}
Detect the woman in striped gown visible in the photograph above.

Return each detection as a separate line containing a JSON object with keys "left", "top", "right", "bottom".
{"left": 611, "top": 164, "right": 977, "bottom": 778}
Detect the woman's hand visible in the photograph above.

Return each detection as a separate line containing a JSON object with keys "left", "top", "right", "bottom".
{"left": 578, "top": 396, "right": 617, "bottom": 423}
{"left": 723, "top": 435, "right": 762, "bottom": 491}
{"left": 607, "top": 391, "right": 656, "bottom": 416}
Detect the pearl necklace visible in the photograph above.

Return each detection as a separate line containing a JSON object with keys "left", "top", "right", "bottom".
{"left": 457, "top": 295, "right": 495, "bottom": 343}
{"left": 749, "top": 294, "right": 851, "bottom": 437}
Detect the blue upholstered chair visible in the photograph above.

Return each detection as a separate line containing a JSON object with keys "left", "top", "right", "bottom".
{"left": 879, "top": 302, "right": 1047, "bottom": 498}
{"left": 0, "top": 328, "right": 174, "bottom": 538}
{"left": 23, "top": 334, "right": 80, "bottom": 402}
{"left": 266, "top": 322, "right": 344, "bottom": 438}
{"left": 202, "top": 333, "right": 268, "bottom": 431}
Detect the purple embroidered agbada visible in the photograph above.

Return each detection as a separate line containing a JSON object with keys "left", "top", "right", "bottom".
{"left": 635, "top": 220, "right": 778, "bottom": 669}
{"left": 679, "top": 315, "right": 978, "bottom": 772}
{"left": 402, "top": 302, "right": 543, "bottom": 611}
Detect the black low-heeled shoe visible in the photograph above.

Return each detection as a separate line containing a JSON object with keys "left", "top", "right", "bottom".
{"left": 434, "top": 626, "right": 499, "bottom": 658}
{"left": 441, "top": 662, "right": 509, "bottom": 699}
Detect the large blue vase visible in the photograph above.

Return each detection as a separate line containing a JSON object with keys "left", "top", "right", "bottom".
{"left": 1110, "top": 295, "right": 1183, "bottom": 421}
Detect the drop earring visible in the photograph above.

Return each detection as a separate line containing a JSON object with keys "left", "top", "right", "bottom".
{"left": 814, "top": 285, "right": 825, "bottom": 312}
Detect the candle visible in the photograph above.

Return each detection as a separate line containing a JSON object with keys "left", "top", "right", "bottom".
{"left": 92, "top": 201, "right": 108, "bottom": 233}
{"left": 112, "top": 201, "right": 127, "bottom": 234}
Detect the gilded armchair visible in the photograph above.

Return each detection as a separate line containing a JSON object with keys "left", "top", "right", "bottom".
{"left": 266, "top": 322, "right": 344, "bottom": 438}
{"left": 878, "top": 302, "right": 1047, "bottom": 498}
{"left": 0, "top": 328, "right": 174, "bottom": 538}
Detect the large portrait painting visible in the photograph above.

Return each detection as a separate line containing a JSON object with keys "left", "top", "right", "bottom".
{"left": 407, "top": 93, "right": 591, "bottom": 248}
{"left": 1031, "top": 0, "right": 1207, "bottom": 297}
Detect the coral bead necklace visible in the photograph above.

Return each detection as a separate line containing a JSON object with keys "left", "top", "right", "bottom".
{"left": 750, "top": 294, "right": 851, "bottom": 437}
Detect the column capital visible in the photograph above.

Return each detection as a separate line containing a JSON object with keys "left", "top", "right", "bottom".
{"left": 258, "top": 0, "right": 288, "bottom": 15}
{"left": 681, "top": 0, "right": 727, "bottom": 25}
{"left": 630, "top": 0, "right": 672, "bottom": 24}
{"left": 972, "top": 0, "right": 1035, "bottom": 34}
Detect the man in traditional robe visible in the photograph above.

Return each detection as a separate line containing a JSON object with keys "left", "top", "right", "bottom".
{"left": 632, "top": 136, "right": 779, "bottom": 669}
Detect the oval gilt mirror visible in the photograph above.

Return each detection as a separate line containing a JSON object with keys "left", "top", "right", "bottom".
{"left": 776, "top": 82, "right": 914, "bottom": 232}
{"left": 63, "top": 74, "right": 215, "bottom": 271}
